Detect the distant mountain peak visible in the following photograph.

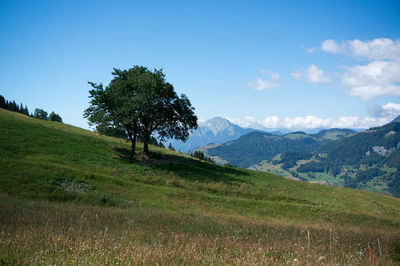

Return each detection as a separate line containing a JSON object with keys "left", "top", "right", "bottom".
{"left": 203, "top": 117, "right": 233, "bottom": 135}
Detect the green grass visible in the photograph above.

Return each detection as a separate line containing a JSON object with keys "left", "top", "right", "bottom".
{"left": 1, "top": 108, "right": 400, "bottom": 264}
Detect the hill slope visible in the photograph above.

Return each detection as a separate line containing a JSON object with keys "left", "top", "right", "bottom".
{"left": 1, "top": 109, "right": 400, "bottom": 264}
{"left": 200, "top": 128, "right": 355, "bottom": 168}
{"left": 252, "top": 122, "right": 400, "bottom": 197}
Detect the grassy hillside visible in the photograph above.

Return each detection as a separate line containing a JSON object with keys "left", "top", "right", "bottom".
{"left": 1, "top": 108, "right": 400, "bottom": 264}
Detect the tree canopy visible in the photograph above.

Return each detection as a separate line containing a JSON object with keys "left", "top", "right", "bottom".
{"left": 49, "top": 111, "right": 63, "bottom": 122}
{"left": 84, "top": 66, "right": 198, "bottom": 156}
{"left": 34, "top": 108, "right": 48, "bottom": 120}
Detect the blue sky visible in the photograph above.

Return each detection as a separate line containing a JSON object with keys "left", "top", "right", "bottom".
{"left": 1, "top": 0, "right": 400, "bottom": 130}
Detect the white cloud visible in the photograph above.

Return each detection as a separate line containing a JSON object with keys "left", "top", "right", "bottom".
{"left": 321, "top": 39, "right": 342, "bottom": 53}
{"left": 368, "top": 102, "right": 400, "bottom": 118}
{"left": 348, "top": 38, "right": 400, "bottom": 61}
{"left": 248, "top": 69, "right": 281, "bottom": 91}
{"left": 341, "top": 61, "right": 400, "bottom": 100}
{"left": 260, "top": 69, "right": 281, "bottom": 80}
{"left": 228, "top": 110, "right": 396, "bottom": 131}
{"left": 316, "top": 38, "right": 400, "bottom": 100}
{"left": 305, "top": 47, "right": 318, "bottom": 53}
{"left": 291, "top": 64, "right": 331, "bottom": 83}
{"left": 320, "top": 38, "right": 400, "bottom": 61}
{"left": 248, "top": 78, "right": 280, "bottom": 91}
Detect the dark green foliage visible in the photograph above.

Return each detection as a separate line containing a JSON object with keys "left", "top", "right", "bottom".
{"left": 280, "top": 151, "right": 312, "bottom": 170}
{"left": 344, "top": 168, "right": 386, "bottom": 188}
{"left": 318, "top": 123, "right": 400, "bottom": 167}
{"left": 95, "top": 123, "right": 127, "bottom": 139}
{"left": 205, "top": 129, "right": 355, "bottom": 169}
{"left": 191, "top": 151, "right": 214, "bottom": 163}
{"left": 387, "top": 151, "right": 400, "bottom": 169}
{"left": 297, "top": 161, "right": 326, "bottom": 173}
{"left": 34, "top": 108, "right": 48, "bottom": 120}
{"left": 168, "top": 142, "right": 175, "bottom": 151}
{"left": 0, "top": 95, "right": 5, "bottom": 109}
{"left": 390, "top": 242, "right": 400, "bottom": 262}
{"left": 207, "top": 132, "right": 321, "bottom": 168}
{"left": 84, "top": 66, "right": 198, "bottom": 155}
{"left": 329, "top": 166, "right": 341, "bottom": 177}
{"left": 0, "top": 95, "right": 30, "bottom": 116}
{"left": 388, "top": 172, "right": 400, "bottom": 198}
{"left": 48, "top": 111, "right": 62, "bottom": 122}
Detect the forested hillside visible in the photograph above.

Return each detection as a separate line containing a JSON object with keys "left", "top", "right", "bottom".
{"left": 201, "top": 128, "right": 355, "bottom": 168}
{"left": 252, "top": 122, "right": 400, "bottom": 197}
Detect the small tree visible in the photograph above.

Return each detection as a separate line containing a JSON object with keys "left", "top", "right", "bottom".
{"left": 168, "top": 142, "right": 175, "bottom": 151}
{"left": 49, "top": 111, "right": 63, "bottom": 122}
{"left": 84, "top": 66, "right": 198, "bottom": 156}
{"left": 24, "top": 105, "right": 29, "bottom": 116}
{"left": 34, "top": 108, "right": 48, "bottom": 120}
{"left": 0, "top": 95, "right": 5, "bottom": 109}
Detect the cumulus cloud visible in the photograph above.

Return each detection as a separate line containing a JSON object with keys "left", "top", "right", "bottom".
{"left": 248, "top": 69, "right": 281, "bottom": 91}
{"left": 321, "top": 39, "right": 343, "bottom": 53}
{"left": 341, "top": 61, "right": 400, "bottom": 99}
{"left": 320, "top": 38, "right": 400, "bottom": 61}
{"left": 316, "top": 38, "right": 400, "bottom": 100}
{"left": 368, "top": 102, "right": 400, "bottom": 118}
{"left": 228, "top": 102, "right": 399, "bottom": 131}
{"left": 291, "top": 64, "right": 331, "bottom": 83}
{"left": 228, "top": 115, "right": 391, "bottom": 131}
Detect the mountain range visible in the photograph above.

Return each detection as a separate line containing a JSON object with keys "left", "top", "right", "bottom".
{"left": 168, "top": 116, "right": 359, "bottom": 153}
{"left": 168, "top": 117, "right": 259, "bottom": 152}
{"left": 198, "top": 128, "right": 356, "bottom": 168}
{"left": 198, "top": 120, "right": 400, "bottom": 197}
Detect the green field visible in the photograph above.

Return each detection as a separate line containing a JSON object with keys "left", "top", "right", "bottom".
{"left": 1, "top": 108, "right": 400, "bottom": 264}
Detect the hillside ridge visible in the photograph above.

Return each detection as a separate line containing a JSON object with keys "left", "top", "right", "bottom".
{"left": 1, "top": 108, "right": 400, "bottom": 264}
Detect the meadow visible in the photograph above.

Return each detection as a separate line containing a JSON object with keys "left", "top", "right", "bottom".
{"left": 1, "top": 108, "right": 400, "bottom": 265}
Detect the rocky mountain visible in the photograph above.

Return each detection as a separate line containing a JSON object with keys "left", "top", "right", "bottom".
{"left": 168, "top": 117, "right": 257, "bottom": 153}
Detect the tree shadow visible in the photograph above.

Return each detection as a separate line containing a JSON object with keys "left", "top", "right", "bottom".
{"left": 112, "top": 146, "right": 251, "bottom": 185}
{"left": 112, "top": 146, "right": 140, "bottom": 163}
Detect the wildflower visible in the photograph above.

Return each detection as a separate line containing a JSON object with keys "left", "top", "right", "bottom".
{"left": 57, "top": 237, "right": 61, "bottom": 241}
{"left": 69, "top": 247, "right": 73, "bottom": 251}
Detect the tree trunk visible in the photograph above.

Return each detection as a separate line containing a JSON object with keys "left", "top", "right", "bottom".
{"left": 132, "top": 130, "right": 137, "bottom": 154}
{"left": 130, "top": 137, "right": 136, "bottom": 157}
{"left": 127, "top": 133, "right": 135, "bottom": 158}
{"left": 127, "top": 127, "right": 137, "bottom": 158}
{"left": 143, "top": 133, "right": 150, "bottom": 154}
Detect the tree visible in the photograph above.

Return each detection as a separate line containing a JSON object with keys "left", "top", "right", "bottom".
{"left": 49, "top": 111, "right": 63, "bottom": 122}
{"left": 168, "top": 142, "right": 175, "bottom": 151}
{"left": 84, "top": 66, "right": 198, "bottom": 156}
{"left": 34, "top": 108, "right": 48, "bottom": 120}
{"left": 23, "top": 105, "right": 29, "bottom": 116}
{"left": 0, "top": 95, "right": 5, "bottom": 109}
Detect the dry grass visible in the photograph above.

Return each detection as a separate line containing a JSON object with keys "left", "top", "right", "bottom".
{"left": 1, "top": 195, "right": 399, "bottom": 265}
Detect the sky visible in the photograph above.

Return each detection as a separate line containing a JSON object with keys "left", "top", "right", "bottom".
{"left": 1, "top": 0, "right": 400, "bottom": 131}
